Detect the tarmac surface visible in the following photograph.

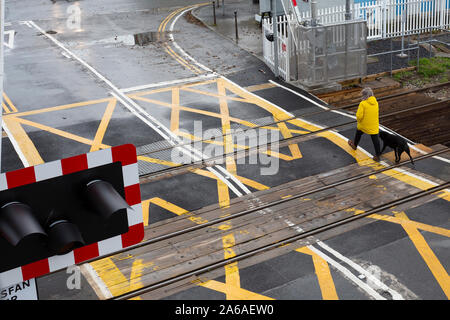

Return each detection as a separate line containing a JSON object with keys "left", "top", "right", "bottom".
{"left": 0, "top": 0, "right": 449, "bottom": 302}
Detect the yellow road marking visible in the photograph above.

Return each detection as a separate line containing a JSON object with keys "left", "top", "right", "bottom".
{"left": 394, "top": 211, "right": 450, "bottom": 299}
{"left": 198, "top": 280, "right": 274, "bottom": 300}
{"left": 158, "top": 4, "right": 208, "bottom": 74}
{"left": 137, "top": 154, "right": 269, "bottom": 191}
{"left": 276, "top": 120, "right": 302, "bottom": 160}
{"left": 217, "top": 78, "right": 237, "bottom": 175}
{"left": 2, "top": 102, "right": 10, "bottom": 114}
{"left": 244, "top": 83, "right": 277, "bottom": 92}
{"left": 3, "top": 117, "right": 44, "bottom": 166}
{"left": 4, "top": 98, "right": 111, "bottom": 118}
{"left": 296, "top": 247, "right": 339, "bottom": 300}
{"left": 13, "top": 117, "right": 110, "bottom": 149}
{"left": 222, "top": 233, "right": 240, "bottom": 290}
{"left": 171, "top": 87, "right": 180, "bottom": 132}
{"left": 142, "top": 197, "right": 208, "bottom": 227}
{"left": 3, "top": 93, "right": 18, "bottom": 113}
{"left": 137, "top": 155, "right": 182, "bottom": 168}
{"left": 367, "top": 213, "right": 450, "bottom": 238}
{"left": 198, "top": 233, "right": 273, "bottom": 300}
{"left": 90, "top": 98, "right": 116, "bottom": 152}
{"left": 181, "top": 87, "right": 249, "bottom": 103}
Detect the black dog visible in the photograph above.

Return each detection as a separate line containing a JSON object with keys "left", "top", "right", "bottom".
{"left": 379, "top": 131, "right": 414, "bottom": 165}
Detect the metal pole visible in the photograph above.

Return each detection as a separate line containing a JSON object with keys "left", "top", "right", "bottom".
{"left": 417, "top": 32, "right": 420, "bottom": 73}
{"left": 390, "top": 38, "right": 393, "bottom": 76}
{"left": 222, "top": 0, "right": 224, "bottom": 16}
{"left": 271, "top": 0, "right": 279, "bottom": 78}
{"left": 213, "top": 1, "right": 216, "bottom": 26}
{"left": 0, "top": 0, "right": 4, "bottom": 173}
{"left": 398, "top": 6, "right": 407, "bottom": 58}
{"left": 345, "top": 0, "right": 351, "bottom": 21}
{"left": 234, "top": 11, "right": 238, "bottom": 41}
{"left": 344, "top": 0, "right": 351, "bottom": 80}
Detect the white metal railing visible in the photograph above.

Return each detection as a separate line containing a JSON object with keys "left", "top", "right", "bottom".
{"left": 263, "top": 0, "right": 450, "bottom": 81}
{"left": 262, "top": 14, "right": 292, "bottom": 80}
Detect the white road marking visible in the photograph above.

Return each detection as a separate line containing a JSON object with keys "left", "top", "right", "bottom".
{"left": 79, "top": 264, "right": 113, "bottom": 300}
{"left": 168, "top": 6, "right": 213, "bottom": 74}
{"left": 120, "top": 73, "right": 218, "bottom": 93}
{"left": 2, "top": 121, "right": 30, "bottom": 168}
{"left": 27, "top": 19, "right": 246, "bottom": 198}
{"left": 306, "top": 245, "right": 387, "bottom": 300}
{"left": 316, "top": 241, "right": 404, "bottom": 300}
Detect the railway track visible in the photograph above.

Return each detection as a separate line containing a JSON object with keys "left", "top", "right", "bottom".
{"left": 79, "top": 146, "right": 450, "bottom": 300}
{"left": 78, "top": 81, "right": 449, "bottom": 300}
{"left": 112, "top": 179, "right": 449, "bottom": 300}
{"left": 137, "top": 88, "right": 449, "bottom": 183}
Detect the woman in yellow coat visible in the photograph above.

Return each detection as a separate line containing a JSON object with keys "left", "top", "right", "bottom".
{"left": 348, "top": 87, "right": 381, "bottom": 161}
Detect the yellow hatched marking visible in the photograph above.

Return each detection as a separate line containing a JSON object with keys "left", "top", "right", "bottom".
{"left": 4, "top": 98, "right": 111, "bottom": 118}
{"left": 217, "top": 78, "right": 237, "bottom": 175}
{"left": 275, "top": 120, "right": 302, "bottom": 160}
{"left": 2, "top": 102, "right": 10, "bottom": 114}
{"left": 244, "top": 82, "right": 277, "bottom": 92}
{"left": 367, "top": 213, "right": 450, "bottom": 238}
{"left": 181, "top": 87, "right": 249, "bottom": 103}
{"left": 90, "top": 98, "right": 117, "bottom": 152}
{"left": 222, "top": 233, "right": 240, "bottom": 290}
{"left": 296, "top": 247, "right": 339, "bottom": 300}
{"left": 3, "top": 93, "right": 18, "bottom": 113}
{"left": 142, "top": 197, "right": 208, "bottom": 227}
{"left": 198, "top": 280, "right": 274, "bottom": 300}
{"left": 137, "top": 155, "right": 181, "bottom": 168}
{"left": 394, "top": 211, "right": 450, "bottom": 299}
{"left": 198, "top": 233, "right": 273, "bottom": 300}
{"left": 13, "top": 117, "right": 110, "bottom": 149}
{"left": 3, "top": 117, "right": 44, "bottom": 166}
{"left": 171, "top": 87, "right": 180, "bottom": 132}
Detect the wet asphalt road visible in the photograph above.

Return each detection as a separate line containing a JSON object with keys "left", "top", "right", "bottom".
{"left": 1, "top": 0, "right": 449, "bottom": 301}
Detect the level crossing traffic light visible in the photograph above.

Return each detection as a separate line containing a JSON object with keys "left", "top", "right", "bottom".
{"left": 0, "top": 144, "right": 144, "bottom": 288}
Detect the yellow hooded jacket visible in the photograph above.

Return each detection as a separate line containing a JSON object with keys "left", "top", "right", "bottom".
{"left": 356, "top": 96, "right": 379, "bottom": 135}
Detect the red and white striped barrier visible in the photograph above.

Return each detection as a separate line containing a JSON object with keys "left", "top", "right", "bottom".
{"left": 0, "top": 144, "right": 144, "bottom": 288}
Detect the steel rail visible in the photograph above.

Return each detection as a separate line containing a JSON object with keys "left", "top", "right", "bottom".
{"left": 138, "top": 98, "right": 449, "bottom": 181}
{"left": 112, "top": 180, "right": 450, "bottom": 300}
{"left": 71, "top": 147, "right": 449, "bottom": 271}
{"left": 135, "top": 82, "right": 449, "bottom": 160}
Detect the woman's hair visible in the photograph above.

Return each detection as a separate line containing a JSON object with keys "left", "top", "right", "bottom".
{"left": 361, "top": 87, "right": 374, "bottom": 100}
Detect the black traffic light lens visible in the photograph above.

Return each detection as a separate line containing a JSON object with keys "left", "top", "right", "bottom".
{"left": 0, "top": 202, "right": 47, "bottom": 246}
{"left": 85, "top": 180, "right": 130, "bottom": 220}
{"left": 47, "top": 220, "right": 85, "bottom": 255}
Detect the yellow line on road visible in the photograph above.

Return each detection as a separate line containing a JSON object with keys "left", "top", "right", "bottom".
{"left": 2, "top": 102, "right": 10, "bottom": 114}
{"left": 3, "top": 117, "right": 44, "bottom": 166}
{"left": 296, "top": 247, "right": 339, "bottom": 300}
{"left": 171, "top": 87, "right": 180, "bottom": 132}
{"left": 367, "top": 213, "right": 450, "bottom": 238}
{"left": 217, "top": 78, "right": 237, "bottom": 175}
{"left": 4, "top": 98, "right": 111, "bottom": 118}
{"left": 3, "top": 93, "right": 18, "bottom": 113}
{"left": 13, "top": 117, "right": 110, "bottom": 149}
{"left": 90, "top": 98, "right": 116, "bottom": 152}
{"left": 394, "top": 211, "right": 450, "bottom": 299}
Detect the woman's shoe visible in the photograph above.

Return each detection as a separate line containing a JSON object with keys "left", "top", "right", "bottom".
{"left": 348, "top": 140, "right": 357, "bottom": 150}
{"left": 373, "top": 155, "right": 380, "bottom": 162}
